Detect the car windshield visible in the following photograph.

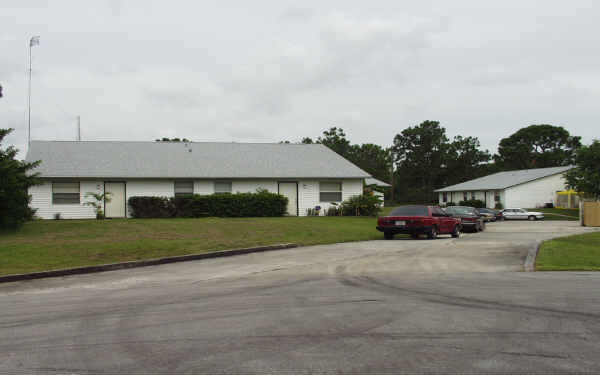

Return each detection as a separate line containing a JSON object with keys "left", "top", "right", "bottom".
{"left": 445, "top": 206, "right": 475, "bottom": 215}
{"left": 389, "top": 205, "right": 429, "bottom": 216}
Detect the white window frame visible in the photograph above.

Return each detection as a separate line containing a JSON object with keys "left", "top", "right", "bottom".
{"left": 214, "top": 181, "right": 232, "bottom": 194}
{"left": 174, "top": 181, "right": 194, "bottom": 198}
{"left": 52, "top": 181, "right": 80, "bottom": 205}
{"left": 319, "top": 181, "right": 342, "bottom": 202}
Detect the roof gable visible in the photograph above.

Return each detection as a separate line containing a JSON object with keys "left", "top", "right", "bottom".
{"left": 26, "top": 141, "right": 371, "bottom": 179}
{"left": 435, "top": 166, "right": 573, "bottom": 192}
{"left": 365, "top": 177, "right": 391, "bottom": 187}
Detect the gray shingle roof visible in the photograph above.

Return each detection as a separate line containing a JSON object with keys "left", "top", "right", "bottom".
{"left": 26, "top": 141, "right": 371, "bottom": 179}
{"left": 365, "top": 177, "right": 391, "bottom": 187}
{"left": 435, "top": 166, "right": 573, "bottom": 192}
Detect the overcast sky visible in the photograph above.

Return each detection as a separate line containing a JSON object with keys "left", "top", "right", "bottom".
{"left": 2, "top": 0, "right": 599, "bottom": 157}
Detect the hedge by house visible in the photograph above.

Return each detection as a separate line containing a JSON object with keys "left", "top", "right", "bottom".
{"left": 341, "top": 194, "right": 382, "bottom": 216}
{"left": 128, "top": 190, "right": 288, "bottom": 218}
{"left": 458, "top": 199, "right": 486, "bottom": 208}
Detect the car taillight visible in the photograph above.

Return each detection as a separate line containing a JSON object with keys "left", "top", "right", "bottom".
{"left": 463, "top": 217, "right": 475, "bottom": 222}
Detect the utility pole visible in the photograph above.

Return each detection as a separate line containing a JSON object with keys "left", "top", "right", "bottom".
{"left": 27, "top": 36, "right": 40, "bottom": 146}
{"left": 77, "top": 116, "right": 81, "bottom": 141}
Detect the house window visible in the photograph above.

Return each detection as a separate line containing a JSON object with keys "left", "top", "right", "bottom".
{"left": 320, "top": 181, "right": 342, "bottom": 202}
{"left": 442, "top": 192, "right": 448, "bottom": 203}
{"left": 52, "top": 181, "right": 80, "bottom": 204}
{"left": 174, "top": 181, "right": 193, "bottom": 197}
{"left": 214, "top": 181, "right": 232, "bottom": 193}
{"left": 463, "top": 192, "right": 468, "bottom": 201}
{"left": 494, "top": 191, "right": 501, "bottom": 203}
{"left": 471, "top": 192, "right": 476, "bottom": 200}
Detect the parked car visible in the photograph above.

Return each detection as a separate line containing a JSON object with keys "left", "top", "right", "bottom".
{"left": 476, "top": 209, "right": 495, "bottom": 222}
{"left": 443, "top": 206, "right": 486, "bottom": 232}
{"left": 376, "top": 205, "right": 461, "bottom": 240}
{"left": 502, "top": 208, "right": 544, "bottom": 221}
{"left": 477, "top": 208, "right": 502, "bottom": 222}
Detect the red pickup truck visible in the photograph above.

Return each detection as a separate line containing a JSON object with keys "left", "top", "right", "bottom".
{"left": 376, "top": 205, "right": 461, "bottom": 240}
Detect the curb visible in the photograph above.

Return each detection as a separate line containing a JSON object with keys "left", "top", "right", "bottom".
{"left": 0, "top": 243, "right": 298, "bottom": 284}
{"left": 524, "top": 241, "right": 541, "bottom": 272}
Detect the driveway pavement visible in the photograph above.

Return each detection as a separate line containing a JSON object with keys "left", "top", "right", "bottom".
{"left": 1, "top": 221, "right": 599, "bottom": 374}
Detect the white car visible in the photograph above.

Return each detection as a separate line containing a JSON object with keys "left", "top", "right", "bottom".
{"left": 502, "top": 208, "right": 545, "bottom": 221}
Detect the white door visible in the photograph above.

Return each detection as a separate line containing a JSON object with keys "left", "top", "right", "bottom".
{"left": 279, "top": 182, "right": 298, "bottom": 216}
{"left": 105, "top": 182, "right": 126, "bottom": 218}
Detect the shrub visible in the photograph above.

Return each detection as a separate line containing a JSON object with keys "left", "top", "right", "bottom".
{"left": 128, "top": 191, "right": 288, "bottom": 218}
{"left": 84, "top": 192, "right": 112, "bottom": 219}
{"left": 446, "top": 202, "right": 456, "bottom": 207}
{"left": 128, "top": 196, "right": 175, "bottom": 218}
{"left": 172, "top": 197, "right": 196, "bottom": 218}
{"left": 458, "top": 199, "right": 485, "bottom": 208}
{"left": 341, "top": 194, "right": 382, "bottom": 216}
{"left": 494, "top": 202, "right": 504, "bottom": 210}
{"left": 0, "top": 128, "right": 41, "bottom": 229}
{"left": 326, "top": 203, "right": 342, "bottom": 216}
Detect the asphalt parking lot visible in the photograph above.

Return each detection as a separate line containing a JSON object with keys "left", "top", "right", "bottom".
{"left": 1, "top": 221, "right": 599, "bottom": 374}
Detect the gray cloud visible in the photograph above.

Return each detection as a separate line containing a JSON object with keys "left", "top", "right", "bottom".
{"left": 1, "top": 0, "right": 599, "bottom": 158}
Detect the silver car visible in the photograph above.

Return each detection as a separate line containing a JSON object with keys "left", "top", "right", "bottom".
{"left": 501, "top": 208, "right": 544, "bottom": 221}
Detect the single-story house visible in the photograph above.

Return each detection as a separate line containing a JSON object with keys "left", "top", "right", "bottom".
{"left": 435, "top": 166, "right": 573, "bottom": 209}
{"left": 25, "top": 141, "right": 371, "bottom": 219}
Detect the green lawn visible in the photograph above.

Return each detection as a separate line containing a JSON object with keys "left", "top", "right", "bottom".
{"left": 536, "top": 232, "right": 600, "bottom": 271}
{"left": 0, "top": 217, "right": 382, "bottom": 276}
{"left": 527, "top": 207, "right": 580, "bottom": 221}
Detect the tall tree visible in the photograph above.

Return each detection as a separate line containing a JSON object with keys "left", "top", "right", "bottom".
{"left": 444, "top": 136, "right": 491, "bottom": 186}
{"left": 392, "top": 121, "right": 449, "bottom": 203}
{"left": 317, "top": 127, "right": 352, "bottom": 158}
{"left": 348, "top": 143, "right": 393, "bottom": 183}
{"left": 494, "top": 124, "right": 581, "bottom": 170}
{"left": 565, "top": 140, "right": 600, "bottom": 200}
{"left": 0, "top": 128, "right": 41, "bottom": 228}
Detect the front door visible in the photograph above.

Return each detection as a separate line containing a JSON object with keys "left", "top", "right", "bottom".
{"left": 278, "top": 182, "right": 298, "bottom": 216}
{"left": 105, "top": 182, "right": 126, "bottom": 218}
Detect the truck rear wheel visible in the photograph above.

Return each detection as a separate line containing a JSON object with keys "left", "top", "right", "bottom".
{"left": 384, "top": 232, "right": 394, "bottom": 240}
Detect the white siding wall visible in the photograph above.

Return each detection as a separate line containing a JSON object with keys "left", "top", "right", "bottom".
{"left": 295, "top": 179, "right": 363, "bottom": 216}
{"left": 505, "top": 173, "right": 567, "bottom": 208}
{"left": 29, "top": 180, "right": 102, "bottom": 219}
{"left": 30, "top": 178, "right": 365, "bottom": 219}
{"left": 439, "top": 190, "right": 504, "bottom": 208}
{"left": 193, "top": 180, "right": 212, "bottom": 194}
{"left": 342, "top": 179, "right": 363, "bottom": 201}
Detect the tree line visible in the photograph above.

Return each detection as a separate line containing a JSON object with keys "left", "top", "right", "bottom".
{"left": 0, "top": 120, "right": 597, "bottom": 229}
{"left": 284, "top": 122, "right": 584, "bottom": 203}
